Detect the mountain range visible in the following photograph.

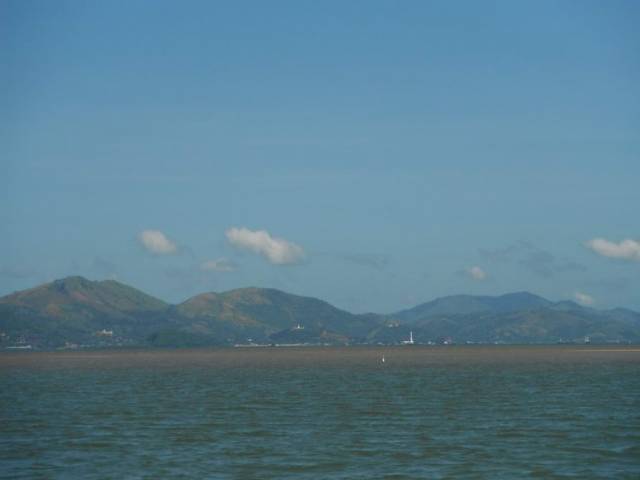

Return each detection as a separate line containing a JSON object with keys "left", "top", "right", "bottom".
{"left": 1, "top": 276, "right": 639, "bottom": 349}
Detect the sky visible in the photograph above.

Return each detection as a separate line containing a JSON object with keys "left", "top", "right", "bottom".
{"left": 2, "top": 0, "right": 639, "bottom": 313}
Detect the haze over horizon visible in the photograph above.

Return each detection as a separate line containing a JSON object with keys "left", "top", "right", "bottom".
{"left": 2, "top": 1, "right": 639, "bottom": 313}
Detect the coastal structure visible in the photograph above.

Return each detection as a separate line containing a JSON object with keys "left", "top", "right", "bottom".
{"left": 402, "top": 331, "right": 415, "bottom": 345}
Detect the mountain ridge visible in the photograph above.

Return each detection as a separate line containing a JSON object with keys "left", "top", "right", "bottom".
{"left": 1, "top": 276, "right": 638, "bottom": 348}
{"left": 392, "top": 291, "right": 554, "bottom": 323}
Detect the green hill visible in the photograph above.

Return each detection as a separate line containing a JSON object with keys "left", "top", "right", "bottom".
{"left": 382, "top": 293, "right": 640, "bottom": 344}
{"left": 1, "top": 277, "right": 639, "bottom": 348}
{"left": 172, "top": 287, "right": 382, "bottom": 344}
{"left": 1, "top": 276, "right": 167, "bottom": 315}
{"left": 393, "top": 292, "right": 552, "bottom": 322}
{"left": 0, "top": 277, "right": 169, "bottom": 348}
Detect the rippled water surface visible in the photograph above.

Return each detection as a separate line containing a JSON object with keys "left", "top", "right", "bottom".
{"left": 1, "top": 346, "right": 639, "bottom": 479}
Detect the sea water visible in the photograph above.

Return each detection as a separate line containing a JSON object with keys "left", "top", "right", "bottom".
{"left": 1, "top": 346, "right": 639, "bottom": 479}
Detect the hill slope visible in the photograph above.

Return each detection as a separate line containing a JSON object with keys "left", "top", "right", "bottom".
{"left": 1, "top": 278, "right": 639, "bottom": 348}
{"left": 1, "top": 276, "right": 167, "bottom": 315}
{"left": 393, "top": 292, "right": 552, "bottom": 323}
{"left": 378, "top": 292, "right": 640, "bottom": 344}
{"left": 0, "top": 277, "right": 169, "bottom": 347}
{"left": 0, "top": 278, "right": 383, "bottom": 347}
{"left": 171, "top": 287, "right": 382, "bottom": 344}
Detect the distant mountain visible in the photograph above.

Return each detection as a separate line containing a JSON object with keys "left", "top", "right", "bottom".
{"left": 373, "top": 309, "right": 638, "bottom": 345}
{"left": 0, "top": 278, "right": 383, "bottom": 348}
{"left": 171, "top": 287, "right": 382, "bottom": 344}
{"left": 605, "top": 308, "right": 640, "bottom": 326}
{"left": 384, "top": 292, "right": 640, "bottom": 344}
{"left": 1, "top": 277, "right": 639, "bottom": 348}
{"left": 1, "top": 276, "right": 167, "bottom": 315}
{"left": 0, "top": 277, "right": 169, "bottom": 347}
{"left": 394, "top": 292, "right": 552, "bottom": 323}
{"left": 550, "top": 300, "right": 591, "bottom": 313}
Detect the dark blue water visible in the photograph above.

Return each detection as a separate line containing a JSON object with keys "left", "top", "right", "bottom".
{"left": 1, "top": 346, "right": 639, "bottom": 479}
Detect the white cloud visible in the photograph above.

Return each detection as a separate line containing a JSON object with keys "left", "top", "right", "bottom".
{"left": 574, "top": 291, "right": 595, "bottom": 306}
{"left": 586, "top": 238, "right": 640, "bottom": 261}
{"left": 200, "top": 258, "right": 236, "bottom": 272}
{"left": 138, "top": 230, "right": 177, "bottom": 255}
{"left": 225, "top": 227, "right": 304, "bottom": 265}
{"left": 467, "top": 266, "right": 487, "bottom": 281}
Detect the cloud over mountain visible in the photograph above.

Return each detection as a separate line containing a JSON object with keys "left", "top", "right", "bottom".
{"left": 200, "top": 258, "right": 236, "bottom": 272}
{"left": 138, "top": 230, "right": 178, "bottom": 255}
{"left": 586, "top": 238, "right": 640, "bottom": 261}
{"left": 467, "top": 266, "right": 487, "bottom": 280}
{"left": 574, "top": 291, "right": 595, "bottom": 306}
{"left": 225, "top": 227, "right": 305, "bottom": 265}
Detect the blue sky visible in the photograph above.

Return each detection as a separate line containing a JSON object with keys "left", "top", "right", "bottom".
{"left": 2, "top": 0, "right": 639, "bottom": 312}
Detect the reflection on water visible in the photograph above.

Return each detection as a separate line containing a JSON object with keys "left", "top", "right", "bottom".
{"left": 1, "top": 346, "right": 639, "bottom": 479}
